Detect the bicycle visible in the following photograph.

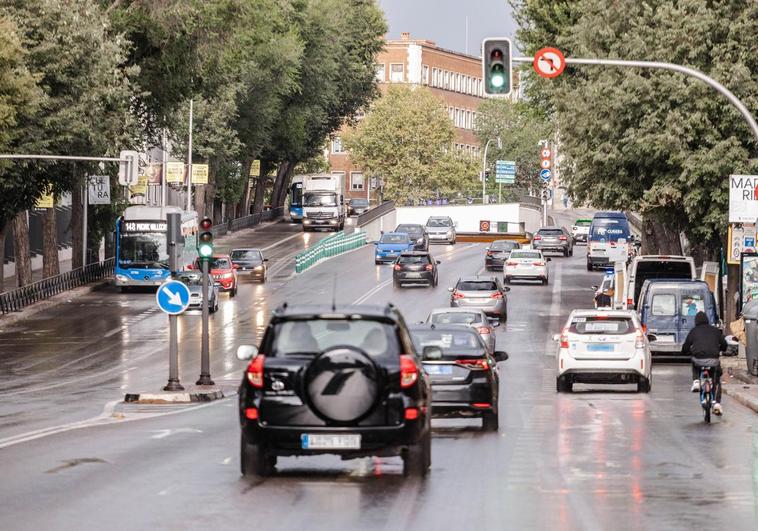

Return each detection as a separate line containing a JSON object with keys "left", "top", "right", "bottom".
{"left": 698, "top": 366, "right": 718, "bottom": 423}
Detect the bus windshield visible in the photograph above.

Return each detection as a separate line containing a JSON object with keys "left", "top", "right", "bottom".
{"left": 118, "top": 232, "right": 169, "bottom": 268}
{"left": 290, "top": 183, "right": 303, "bottom": 206}
{"left": 590, "top": 218, "right": 630, "bottom": 242}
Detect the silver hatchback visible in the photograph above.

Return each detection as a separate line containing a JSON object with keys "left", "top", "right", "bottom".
{"left": 425, "top": 308, "right": 499, "bottom": 353}
{"left": 425, "top": 216, "right": 456, "bottom": 244}
{"left": 449, "top": 276, "right": 510, "bottom": 321}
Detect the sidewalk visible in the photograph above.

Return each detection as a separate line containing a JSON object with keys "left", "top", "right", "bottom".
{"left": 721, "top": 347, "right": 758, "bottom": 414}
{"left": 2, "top": 258, "right": 74, "bottom": 292}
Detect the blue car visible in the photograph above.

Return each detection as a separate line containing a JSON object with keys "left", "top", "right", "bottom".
{"left": 374, "top": 232, "right": 414, "bottom": 264}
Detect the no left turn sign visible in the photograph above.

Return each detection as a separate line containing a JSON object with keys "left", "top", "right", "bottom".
{"left": 541, "top": 148, "right": 551, "bottom": 158}
{"left": 534, "top": 47, "right": 566, "bottom": 79}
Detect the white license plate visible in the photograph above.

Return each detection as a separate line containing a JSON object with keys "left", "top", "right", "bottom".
{"left": 423, "top": 364, "right": 453, "bottom": 375}
{"left": 405, "top": 272, "right": 421, "bottom": 278}
{"left": 655, "top": 335, "right": 675, "bottom": 343}
{"left": 301, "top": 434, "right": 361, "bottom": 450}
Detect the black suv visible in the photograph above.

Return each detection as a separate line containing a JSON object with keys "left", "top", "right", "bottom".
{"left": 393, "top": 251, "right": 440, "bottom": 288}
{"left": 237, "top": 303, "right": 432, "bottom": 477}
{"left": 410, "top": 324, "right": 508, "bottom": 431}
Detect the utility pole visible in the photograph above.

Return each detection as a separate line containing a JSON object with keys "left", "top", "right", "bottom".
{"left": 186, "top": 99, "right": 194, "bottom": 212}
{"left": 481, "top": 137, "right": 501, "bottom": 204}
{"left": 164, "top": 213, "right": 184, "bottom": 391}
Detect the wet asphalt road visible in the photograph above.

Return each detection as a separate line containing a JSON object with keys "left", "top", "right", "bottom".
{"left": 1, "top": 214, "right": 758, "bottom": 530}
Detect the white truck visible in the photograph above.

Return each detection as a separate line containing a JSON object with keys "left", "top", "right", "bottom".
{"left": 301, "top": 174, "right": 345, "bottom": 232}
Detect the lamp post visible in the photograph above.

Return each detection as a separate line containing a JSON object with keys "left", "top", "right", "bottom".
{"left": 482, "top": 137, "right": 501, "bottom": 204}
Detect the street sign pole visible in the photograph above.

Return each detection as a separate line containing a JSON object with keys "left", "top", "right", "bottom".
{"left": 164, "top": 213, "right": 184, "bottom": 392}
{"left": 197, "top": 257, "right": 214, "bottom": 386}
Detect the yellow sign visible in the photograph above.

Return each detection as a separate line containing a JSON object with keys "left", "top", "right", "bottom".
{"left": 191, "top": 164, "right": 209, "bottom": 184}
{"left": 35, "top": 190, "right": 54, "bottom": 209}
{"left": 250, "top": 159, "right": 261, "bottom": 177}
{"left": 165, "top": 161, "right": 185, "bottom": 183}
{"left": 129, "top": 174, "right": 148, "bottom": 195}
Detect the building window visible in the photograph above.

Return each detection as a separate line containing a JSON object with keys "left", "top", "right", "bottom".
{"left": 431, "top": 68, "right": 437, "bottom": 87}
{"left": 350, "top": 172, "right": 364, "bottom": 191}
{"left": 375, "top": 64, "right": 385, "bottom": 83}
{"left": 422, "top": 65, "right": 429, "bottom": 85}
{"left": 390, "top": 63, "right": 404, "bottom": 82}
{"left": 332, "top": 137, "right": 344, "bottom": 154}
{"left": 467, "top": 76, "right": 472, "bottom": 94}
{"left": 444, "top": 71, "right": 450, "bottom": 89}
{"left": 472, "top": 112, "right": 477, "bottom": 128}
{"left": 466, "top": 111, "right": 472, "bottom": 129}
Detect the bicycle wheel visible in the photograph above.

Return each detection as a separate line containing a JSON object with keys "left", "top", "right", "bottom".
{"left": 703, "top": 381, "right": 711, "bottom": 423}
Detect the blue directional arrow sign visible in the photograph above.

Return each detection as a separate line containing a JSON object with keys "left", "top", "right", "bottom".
{"left": 156, "top": 279, "right": 191, "bottom": 315}
{"left": 540, "top": 168, "right": 552, "bottom": 182}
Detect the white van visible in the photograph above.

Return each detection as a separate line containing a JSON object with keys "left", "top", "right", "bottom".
{"left": 587, "top": 212, "right": 632, "bottom": 271}
{"left": 624, "top": 255, "right": 696, "bottom": 310}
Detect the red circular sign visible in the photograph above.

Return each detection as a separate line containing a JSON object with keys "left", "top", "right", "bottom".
{"left": 534, "top": 47, "right": 566, "bottom": 79}
{"left": 480, "top": 220, "right": 491, "bottom": 232}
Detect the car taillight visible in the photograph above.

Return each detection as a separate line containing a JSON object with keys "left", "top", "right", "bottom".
{"left": 627, "top": 298, "right": 633, "bottom": 307}
{"left": 400, "top": 355, "right": 418, "bottom": 388}
{"left": 393, "top": 264, "right": 402, "bottom": 271}
{"left": 559, "top": 235, "right": 568, "bottom": 240}
{"left": 533, "top": 235, "right": 542, "bottom": 241}
{"left": 477, "top": 326, "right": 492, "bottom": 335}
{"left": 425, "top": 264, "right": 433, "bottom": 271}
{"left": 472, "top": 402, "right": 491, "bottom": 409}
{"left": 486, "top": 251, "right": 494, "bottom": 256}
{"left": 635, "top": 328, "right": 645, "bottom": 349}
{"left": 490, "top": 291, "right": 503, "bottom": 299}
{"left": 505, "top": 260, "right": 517, "bottom": 266}
{"left": 533, "top": 261, "right": 545, "bottom": 266}
{"left": 244, "top": 407, "right": 259, "bottom": 420}
{"left": 452, "top": 291, "right": 465, "bottom": 299}
{"left": 246, "top": 355, "right": 265, "bottom": 388}
{"left": 610, "top": 241, "right": 617, "bottom": 247}
{"left": 456, "top": 358, "right": 489, "bottom": 370}
{"left": 559, "top": 328, "right": 569, "bottom": 349}
{"left": 404, "top": 407, "right": 419, "bottom": 420}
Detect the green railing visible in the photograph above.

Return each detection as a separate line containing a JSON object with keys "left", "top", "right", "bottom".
{"left": 295, "top": 231, "right": 367, "bottom": 273}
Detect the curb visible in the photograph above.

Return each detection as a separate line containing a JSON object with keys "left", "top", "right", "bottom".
{"left": 729, "top": 369, "right": 758, "bottom": 386}
{"left": 723, "top": 384, "right": 758, "bottom": 415}
{"left": 124, "top": 387, "right": 225, "bottom": 404}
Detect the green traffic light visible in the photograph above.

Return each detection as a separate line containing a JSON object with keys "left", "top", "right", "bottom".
{"left": 491, "top": 73, "right": 505, "bottom": 88}
{"left": 199, "top": 244, "right": 213, "bottom": 257}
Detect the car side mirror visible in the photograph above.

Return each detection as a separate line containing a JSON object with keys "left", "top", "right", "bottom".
{"left": 485, "top": 246, "right": 490, "bottom": 251}
{"left": 590, "top": 285, "right": 599, "bottom": 291}
{"left": 646, "top": 334, "right": 658, "bottom": 342}
{"left": 503, "top": 287, "right": 511, "bottom": 292}
{"left": 263, "top": 258, "right": 269, "bottom": 262}
{"left": 422, "top": 346, "right": 443, "bottom": 361}
{"left": 436, "top": 260, "right": 441, "bottom": 264}
{"left": 488, "top": 318, "right": 500, "bottom": 327}
{"left": 447, "top": 287, "right": 454, "bottom": 292}
{"left": 493, "top": 351, "right": 509, "bottom": 362}
{"left": 236, "top": 345, "right": 258, "bottom": 361}
{"left": 233, "top": 264, "right": 240, "bottom": 269}
{"left": 552, "top": 334, "right": 561, "bottom": 342}
{"left": 546, "top": 257, "right": 552, "bottom": 262}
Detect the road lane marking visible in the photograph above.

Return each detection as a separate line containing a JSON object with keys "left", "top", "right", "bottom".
{"left": 150, "top": 428, "right": 203, "bottom": 439}
{"left": 261, "top": 231, "right": 303, "bottom": 251}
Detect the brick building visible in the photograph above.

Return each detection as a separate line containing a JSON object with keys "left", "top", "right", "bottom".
{"left": 330, "top": 32, "right": 519, "bottom": 203}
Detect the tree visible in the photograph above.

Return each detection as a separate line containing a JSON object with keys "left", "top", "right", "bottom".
{"left": 344, "top": 85, "right": 480, "bottom": 202}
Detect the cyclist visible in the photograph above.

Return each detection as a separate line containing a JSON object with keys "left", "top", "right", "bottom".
{"left": 681, "top": 311, "right": 726, "bottom": 415}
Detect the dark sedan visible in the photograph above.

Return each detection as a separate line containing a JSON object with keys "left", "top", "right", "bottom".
{"left": 348, "top": 198, "right": 370, "bottom": 216}
{"left": 230, "top": 248, "right": 268, "bottom": 282}
{"left": 393, "top": 251, "right": 440, "bottom": 288}
{"left": 485, "top": 240, "right": 521, "bottom": 271}
{"left": 395, "top": 224, "right": 428, "bottom": 250}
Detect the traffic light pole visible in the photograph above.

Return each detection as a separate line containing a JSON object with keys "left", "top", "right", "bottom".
{"left": 197, "top": 257, "right": 214, "bottom": 386}
{"left": 164, "top": 213, "right": 184, "bottom": 392}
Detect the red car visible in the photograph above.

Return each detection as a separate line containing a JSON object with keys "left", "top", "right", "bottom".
{"left": 193, "top": 255, "right": 238, "bottom": 296}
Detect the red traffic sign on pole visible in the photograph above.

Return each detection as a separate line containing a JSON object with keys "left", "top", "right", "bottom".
{"left": 534, "top": 47, "right": 566, "bottom": 79}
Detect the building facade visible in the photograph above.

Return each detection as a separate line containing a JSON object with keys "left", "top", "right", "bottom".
{"left": 330, "top": 33, "right": 519, "bottom": 203}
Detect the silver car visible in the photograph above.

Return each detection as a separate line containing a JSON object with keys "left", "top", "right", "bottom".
{"left": 425, "top": 308, "right": 499, "bottom": 352}
{"left": 178, "top": 272, "right": 219, "bottom": 313}
{"left": 449, "top": 276, "right": 510, "bottom": 321}
{"left": 425, "top": 216, "right": 456, "bottom": 244}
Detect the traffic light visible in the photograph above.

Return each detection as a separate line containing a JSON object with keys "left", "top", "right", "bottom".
{"left": 197, "top": 217, "right": 213, "bottom": 259}
{"left": 482, "top": 38, "right": 512, "bottom": 97}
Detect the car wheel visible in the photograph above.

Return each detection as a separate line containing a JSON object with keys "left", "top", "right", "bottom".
{"left": 120, "top": 286, "right": 132, "bottom": 293}
{"left": 586, "top": 262, "right": 592, "bottom": 271}
{"left": 556, "top": 376, "right": 573, "bottom": 393}
{"left": 393, "top": 279, "right": 401, "bottom": 288}
{"left": 637, "top": 376, "right": 651, "bottom": 393}
{"left": 504, "top": 276, "right": 511, "bottom": 285}
{"left": 482, "top": 410, "right": 499, "bottom": 432}
{"left": 542, "top": 278, "right": 548, "bottom": 285}
{"left": 230, "top": 286, "right": 238, "bottom": 297}
{"left": 563, "top": 249, "right": 569, "bottom": 257}
{"left": 569, "top": 248, "right": 574, "bottom": 257}
{"left": 240, "top": 433, "right": 275, "bottom": 477}
{"left": 403, "top": 429, "right": 431, "bottom": 477}
{"left": 451, "top": 239, "right": 456, "bottom": 245}
{"left": 209, "top": 302, "right": 216, "bottom": 314}
{"left": 501, "top": 311, "right": 508, "bottom": 323}
{"left": 375, "top": 260, "right": 381, "bottom": 265}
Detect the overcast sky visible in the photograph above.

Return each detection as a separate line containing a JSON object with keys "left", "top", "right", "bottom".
{"left": 376, "top": 0, "right": 520, "bottom": 56}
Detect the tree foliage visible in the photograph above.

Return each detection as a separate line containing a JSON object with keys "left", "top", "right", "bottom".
{"left": 512, "top": 0, "right": 758, "bottom": 254}
{"left": 344, "top": 85, "right": 480, "bottom": 202}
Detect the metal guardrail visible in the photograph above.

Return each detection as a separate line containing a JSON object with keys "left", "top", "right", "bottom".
{"left": 295, "top": 231, "right": 367, "bottom": 273}
{"left": 212, "top": 206, "right": 284, "bottom": 237}
{"left": 627, "top": 212, "right": 643, "bottom": 232}
{"left": 0, "top": 257, "right": 115, "bottom": 315}
{"left": 357, "top": 201, "right": 395, "bottom": 227}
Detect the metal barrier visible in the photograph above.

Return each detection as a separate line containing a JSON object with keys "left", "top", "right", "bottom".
{"left": 295, "top": 231, "right": 367, "bottom": 273}
{"left": 212, "top": 206, "right": 284, "bottom": 237}
{"left": 0, "top": 257, "right": 115, "bottom": 315}
{"left": 357, "top": 201, "right": 395, "bottom": 227}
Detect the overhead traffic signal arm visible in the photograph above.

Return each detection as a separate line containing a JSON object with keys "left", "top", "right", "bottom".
{"left": 197, "top": 217, "right": 214, "bottom": 259}
{"left": 483, "top": 38, "right": 512, "bottom": 97}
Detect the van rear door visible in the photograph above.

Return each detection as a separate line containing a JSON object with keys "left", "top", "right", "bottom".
{"left": 645, "top": 288, "right": 679, "bottom": 345}
{"left": 677, "top": 285, "right": 710, "bottom": 343}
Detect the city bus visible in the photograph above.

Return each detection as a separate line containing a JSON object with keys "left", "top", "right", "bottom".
{"left": 288, "top": 176, "right": 304, "bottom": 222}
{"left": 114, "top": 206, "right": 198, "bottom": 291}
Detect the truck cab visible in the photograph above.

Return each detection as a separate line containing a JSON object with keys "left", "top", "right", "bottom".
{"left": 302, "top": 174, "right": 345, "bottom": 232}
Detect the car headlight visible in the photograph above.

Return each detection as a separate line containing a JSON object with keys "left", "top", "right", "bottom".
{"left": 303, "top": 219, "right": 312, "bottom": 224}
{"left": 446, "top": 229, "right": 453, "bottom": 235}
{"left": 116, "top": 274, "right": 129, "bottom": 282}
{"left": 222, "top": 272, "right": 234, "bottom": 279}
{"left": 416, "top": 237, "right": 424, "bottom": 244}
{"left": 254, "top": 265, "right": 263, "bottom": 271}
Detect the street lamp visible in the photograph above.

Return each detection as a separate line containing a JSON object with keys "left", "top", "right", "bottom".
{"left": 482, "top": 137, "right": 502, "bottom": 204}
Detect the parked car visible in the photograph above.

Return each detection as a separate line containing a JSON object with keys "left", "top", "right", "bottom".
{"left": 410, "top": 324, "right": 508, "bottom": 431}
{"left": 555, "top": 308, "right": 652, "bottom": 393}
{"left": 237, "top": 303, "right": 432, "bottom": 477}
{"left": 348, "top": 198, "right": 370, "bottom": 216}
{"left": 425, "top": 308, "right": 498, "bottom": 353}
{"left": 532, "top": 226, "right": 573, "bottom": 257}
{"left": 504, "top": 249, "right": 551, "bottom": 285}
{"left": 485, "top": 240, "right": 521, "bottom": 271}
{"left": 424, "top": 216, "right": 456, "bottom": 245}
{"left": 395, "top": 224, "right": 429, "bottom": 251}
{"left": 374, "top": 232, "right": 415, "bottom": 264}
{"left": 571, "top": 219, "right": 592, "bottom": 244}
{"left": 638, "top": 279, "right": 719, "bottom": 356}
{"left": 192, "top": 255, "right": 238, "bottom": 296}
{"left": 393, "top": 251, "right": 440, "bottom": 288}
{"left": 178, "top": 272, "right": 219, "bottom": 313}
{"left": 230, "top": 248, "right": 268, "bottom": 283}
{"left": 449, "top": 276, "right": 510, "bottom": 321}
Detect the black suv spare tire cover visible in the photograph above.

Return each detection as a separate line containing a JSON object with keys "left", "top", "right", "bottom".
{"left": 305, "top": 346, "right": 381, "bottom": 423}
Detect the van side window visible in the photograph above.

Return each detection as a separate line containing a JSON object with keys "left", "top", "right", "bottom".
{"left": 651, "top": 294, "right": 676, "bottom": 316}
{"left": 681, "top": 294, "right": 704, "bottom": 316}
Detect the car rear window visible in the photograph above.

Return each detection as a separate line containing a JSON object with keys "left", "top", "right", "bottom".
{"left": 538, "top": 229, "right": 563, "bottom": 236}
{"left": 575, "top": 220, "right": 591, "bottom": 226}
{"left": 351, "top": 199, "right": 368, "bottom": 206}
{"left": 510, "top": 251, "right": 541, "bottom": 259}
{"left": 380, "top": 234, "right": 408, "bottom": 244}
{"left": 457, "top": 280, "right": 497, "bottom": 291}
{"left": 411, "top": 329, "right": 485, "bottom": 358}
{"left": 427, "top": 218, "right": 451, "bottom": 227}
{"left": 651, "top": 294, "right": 676, "bottom": 316}
{"left": 399, "top": 255, "right": 429, "bottom": 265}
{"left": 396, "top": 225, "right": 422, "bottom": 235}
{"left": 569, "top": 316, "right": 634, "bottom": 335}
{"left": 430, "top": 312, "right": 483, "bottom": 325}
{"left": 491, "top": 241, "right": 519, "bottom": 251}
{"left": 272, "top": 320, "right": 399, "bottom": 358}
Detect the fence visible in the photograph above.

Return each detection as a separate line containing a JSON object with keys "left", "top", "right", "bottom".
{"left": 295, "top": 231, "right": 367, "bottom": 273}
{"left": 211, "top": 206, "right": 284, "bottom": 237}
{"left": 0, "top": 257, "right": 114, "bottom": 315}
{"left": 357, "top": 201, "right": 395, "bottom": 227}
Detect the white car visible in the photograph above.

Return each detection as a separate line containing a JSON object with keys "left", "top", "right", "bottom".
{"left": 554, "top": 309, "right": 652, "bottom": 393}
{"left": 504, "top": 249, "right": 550, "bottom": 285}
